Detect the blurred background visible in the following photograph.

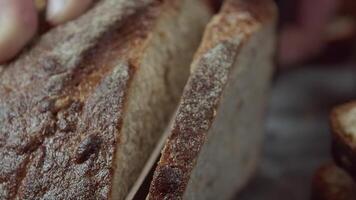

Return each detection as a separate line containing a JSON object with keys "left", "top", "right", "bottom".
{"left": 238, "top": 0, "right": 356, "bottom": 199}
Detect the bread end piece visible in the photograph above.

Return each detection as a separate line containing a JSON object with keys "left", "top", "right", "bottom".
{"left": 0, "top": 0, "right": 213, "bottom": 199}
{"left": 311, "top": 163, "right": 356, "bottom": 200}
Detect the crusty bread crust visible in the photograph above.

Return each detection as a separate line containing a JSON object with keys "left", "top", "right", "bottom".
{"left": 0, "top": 1, "right": 161, "bottom": 199}
{"left": 148, "top": 0, "right": 276, "bottom": 199}
{"left": 0, "top": 0, "right": 214, "bottom": 199}
{"left": 330, "top": 101, "right": 356, "bottom": 181}
{"left": 110, "top": 0, "right": 213, "bottom": 199}
{"left": 311, "top": 163, "right": 356, "bottom": 200}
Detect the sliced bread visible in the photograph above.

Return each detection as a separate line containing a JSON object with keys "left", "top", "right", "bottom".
{"left": 331, "top": 101, "right": 356, "bottom": 181}
{"left": 148, "top": 0, "right": 277, "bottom": 199}
{"left": 0, "top": 0, "right": 213, "bottom": 199}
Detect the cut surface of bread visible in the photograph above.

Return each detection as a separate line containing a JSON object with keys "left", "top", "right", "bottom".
{"left": 0, "top": 0, "right": 212, "bottom": 199}
{"left": 312, "top": 163, "right": 356, "bottom": 200}
{"left": 148, "top": 0, "right": 277, "bottom": 199}
{"left": 331, "top": 101, "right": 356, "bottom": 181}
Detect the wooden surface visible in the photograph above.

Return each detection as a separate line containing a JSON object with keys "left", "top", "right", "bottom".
{"left": 237, "top": 66, "right": 356, "bottom": 200}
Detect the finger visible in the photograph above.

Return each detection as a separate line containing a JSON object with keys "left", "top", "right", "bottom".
{"left": 46, "top": 0, "right": 94, "bottom": 25}
{"left": 278, "top": 0, "right": 338, "bottom": 66}
{"left": 0, "top": 0, "right": 38, "bottom": 64}
{"left": 299, "top": 0, "right": 338, "bottom": 32}
{"left": 279, "top": 27, "right": 321, "bottom": 66}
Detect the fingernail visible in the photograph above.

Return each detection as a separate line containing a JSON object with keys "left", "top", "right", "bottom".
{"left": 0, "top": 0, "right": 38, "bottom": 64}
{"left": 46, "top": 0, "right": 93, "bottom": 25}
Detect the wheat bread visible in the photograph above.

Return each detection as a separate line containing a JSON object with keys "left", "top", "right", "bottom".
{"left": 0, "top": 0, "right": 213, "bottom": 199}
{"left": 312, "top": 163, "right": 356, "bottom": 200}
{"left": 148, "top": 0, "right": 277, "bottom": 199}
{"left": 331, "top": 101, "right": 356, "bottom": 181}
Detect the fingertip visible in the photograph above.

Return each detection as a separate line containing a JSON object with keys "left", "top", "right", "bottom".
{"left": 0, "top": 0, "right": 38, "bottom": 64}
{"left": 46, "top": 0, "right": 93, "bottom": 25}
{"left": 278, "top": 27, "right": 324, "bottom": 66}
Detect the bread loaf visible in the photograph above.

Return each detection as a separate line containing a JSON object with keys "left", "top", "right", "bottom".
{"left": 0, "top": 0, "right": 213, "bottom": 199}
{"left": 331, "top": 101, "right": 356, "bottom": 181}
{"left": 148, "top": 0, "right": 277, "bottom": 199}
{"left": 312, "top": 163, "right": 356, "bottom": 200}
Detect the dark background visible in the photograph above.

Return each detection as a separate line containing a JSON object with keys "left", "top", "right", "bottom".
{"left": 238, "top": 66, "right": 356, "bottom": 199}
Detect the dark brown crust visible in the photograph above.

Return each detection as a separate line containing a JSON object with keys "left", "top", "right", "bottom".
{"left": 148, "top": 0, "right": 276, "bottom": 199}
{"left": 330, "top": 101, "right": 356, "bottom": 181}
{"left": 149, "top": 41, "right": 239, "bottom": 199}
{"left": 311, "top": 163, "right": 356, "bottom": 200}
{"left": 194, "top": 0, "right": 277, "bottom": 59}
{"left": 0, "top": 0, "right": 163, "bottom": 199}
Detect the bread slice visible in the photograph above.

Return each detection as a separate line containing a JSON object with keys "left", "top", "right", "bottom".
{"left": 0, "top": 0, "right": 213, "bottom": 199}
{"left": 312, "top": 163, "right": 356, "bottom": 200}
{"left": 331, "top": 101, "right": 356, "bottom": 181}
{"left": 148, "top": 0, "right": 277, "bottom": 199}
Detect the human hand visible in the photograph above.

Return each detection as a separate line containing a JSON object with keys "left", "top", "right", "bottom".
{"left": 278, "top": 0, "right": 338, "bottom": 66}
{"left": 0, "top": 0, "right": 93, "bottom": 64}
